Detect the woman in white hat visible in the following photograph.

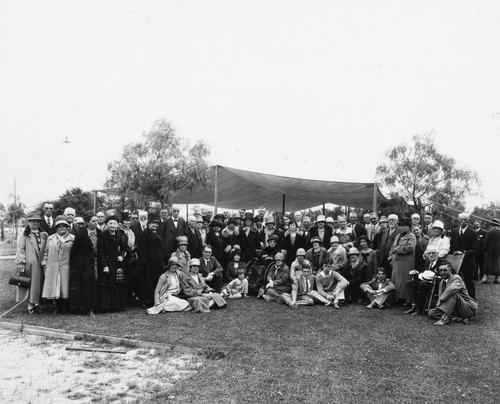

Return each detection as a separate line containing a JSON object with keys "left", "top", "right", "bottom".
{"left": 15, "top": 210, "right": 48, "bottom": 314}
{"left": 426, "top": 220, "right": 450, "bottom": 258}
{"left": 42, "top": 215, "right": 75, "bottom": 313}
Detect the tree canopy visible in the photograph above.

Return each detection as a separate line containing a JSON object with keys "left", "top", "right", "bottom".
{"left": 376, "top": 133, "right": 479, "bottom": 214}
{"left": 49, "top": 187, "right": 104, "bottom": 217}
{"left": 106, "top": 119, "right": 210, "bottom": 208}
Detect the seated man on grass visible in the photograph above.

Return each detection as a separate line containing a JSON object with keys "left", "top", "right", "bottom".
{"left": 428, "top": 262, "right": 478, "bottom": 326}
{"left": 278, "top": 263, "right": 316, "bottom": 309}
{"left": 360, "top": 268, "right": 395, "bottom": 309}
{"left": 309, "top": 258, "right": 349, "bottom": 309}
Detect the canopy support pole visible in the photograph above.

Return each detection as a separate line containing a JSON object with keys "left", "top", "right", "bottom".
{"left": 372, "top": 182, "right": 378, "bottom": 212}
{"left": 282, "top": 194, "right": 285, "bottom": 216}
{"left": 93, "top": 191, "right": 97, "bottom": 214}
{"left": 186, "top": 204, "right": 189, "bottom": 218}
{"left": 214, "top": 165, "right": 218, "bottom": 214}
{"left": 322, "top": 203, "right": 325, "bottom": 215}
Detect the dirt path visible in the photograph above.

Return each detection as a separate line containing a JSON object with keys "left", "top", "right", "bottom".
{"left": 0, "top": 329, "right": 202, "bottom": 403}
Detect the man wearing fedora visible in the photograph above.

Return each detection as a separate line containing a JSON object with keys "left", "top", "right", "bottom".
{"left": 450, "top": 212, "right": 478, "bottom": 299}
{"left": 405, "top": 245, "right": 446, "bottom": 316}
{"left": 428, "top": 262, "right": 478, "bottom": 325}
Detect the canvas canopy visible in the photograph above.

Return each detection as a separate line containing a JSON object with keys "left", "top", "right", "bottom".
{"left": 172, "top": 165, "right": 386, "bottom": 212}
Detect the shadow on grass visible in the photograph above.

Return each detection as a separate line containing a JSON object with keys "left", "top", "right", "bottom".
{"left": 1, "top": 260, "right": 499, "bottom": 403}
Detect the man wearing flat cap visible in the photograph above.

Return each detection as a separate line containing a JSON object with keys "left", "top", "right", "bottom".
{"left": 449, "top": 212, "right": 478, "bottom": 299}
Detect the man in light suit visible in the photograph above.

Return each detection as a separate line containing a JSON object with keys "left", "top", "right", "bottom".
{"left": 199, "top": 245, "right": 224, "bottom": 292}
{"left": 161, "top": 204, "right": 189, "bottom": 259}
{"left": 449, "top": 212, "right": 478, "bottom": 299}
{"left": 429, "top": 262, "right": 478, "bottom": 325}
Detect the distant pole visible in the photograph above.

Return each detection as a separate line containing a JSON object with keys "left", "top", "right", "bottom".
{"left": 186, "top": 204, "right": 189, "bottom": 218}
{"left": 93, "top": 191, "right": 97, "bottom": 214}
{"left": 214, "top": 165, "right": 218, "bottom": 215}
{"left": 282, "top": 194, "right": 286, "bottom": 216}
{"left": 372, "top": 182, "right": 378, "bottom": 213}
{"left": 322, "top": 202, "right": 325, "bottom": 215}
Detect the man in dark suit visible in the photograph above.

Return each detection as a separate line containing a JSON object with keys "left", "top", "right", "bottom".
{"left": 348, "top": 211, "right": 367, "bottom": 239}
{"left": 186, "top": 215, "right": 203, "bottom": 259}
{"left": 405, "top": 245, "right": 446, "bottom": 315}
{"left": 422, "top": 212, "right": 433, "bottom": 236}
{"left": 199, "top": 245, "right": 223, "bottom": 292}
{"left": 473, "top": 220, "right": 487, "bottom": 280}
{"left": 39, "top": 202, "right": 56, "bottom": 234}
{"left": 450, "top": 212, "right": 478, "bottom": 299}
{"left": 375, "top": 214, "right": 401, "bottom": 278}
{"left": 161, "top": 204, "right": 189, "bottom": 259}
{"left": 130, "top": 210, "right": 148, "bottom": 268}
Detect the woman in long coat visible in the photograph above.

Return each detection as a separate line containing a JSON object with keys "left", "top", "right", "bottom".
{"left": 483, "top": 219, "right": 500, "bottom": 283}
{"left": 69, "top": 213, "right": 103, "bottom": 315}
{"left": 98, "top": 215, "right": 128, "bottom": 311}
{"left": 138, "top": 214, "right": 164, "bottom": 307}
{"left": 15, "top": 210, "right": 47, "bottom": 314}
{"left": 206, "top": 220, "right": 226, "bottom": 267}
{"left": 282, "top": 221, "right": 306, "bottom": 267}
{"left": 389, "top": 218, "right": 416, "bottom": 303}
{"left": 42, "top": 215, "right": 75, "bottom": 313}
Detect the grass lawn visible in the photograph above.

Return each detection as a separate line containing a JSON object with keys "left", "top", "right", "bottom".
{"left": 1, "top": 258, "right": 499, "bottom": 403}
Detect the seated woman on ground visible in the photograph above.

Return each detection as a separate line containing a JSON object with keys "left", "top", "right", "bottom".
{"left": 221, "top": 268, "right": 249, "bottom": 299}
{"left": 257, "top": 253, "right": 292, "bottom": 302}
{"left": 225, "top": 245, "right": 247, "bottom": 283}
{"left": 179, "top": 258, "right": 227, "bottom": 313}
{"left": 147, "top": 257, "right": 191, "bottom": 315}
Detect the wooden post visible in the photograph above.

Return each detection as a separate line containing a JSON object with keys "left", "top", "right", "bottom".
{"left": 214, "top": 165, "right": 218, "bottom": 215}
{"left": 322, "top": 202, "right": 325, "bottom": 215}
{"left": 93, "top": 190, "right": 97, "bottom": 214}
{"left": 372, "top": 182, "right": 378, "bottom": 213}
{"left": 282, "top": 194, "right": 286, "bottom": 216}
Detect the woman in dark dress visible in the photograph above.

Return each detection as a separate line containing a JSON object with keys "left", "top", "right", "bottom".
{"left": 138, "top": 214, "right": 164, "bottom": 307}
{"left": 69, "top": 213, "right": 103, "bottom": 316}
{"left": 282, "top": 221, "right": 306, "bottom": 267}
{"left": 98, "top": 215, "right": 128, "bottom": 311}
{"left": 225, "top": 246, "right": 247, "bottom": 282}
{"left": 206, "top": 220, "right": 226, "bottom": 267}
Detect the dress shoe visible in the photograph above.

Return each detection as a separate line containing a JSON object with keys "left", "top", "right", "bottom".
{"left": 333, "top": 302, "right": 340, "bottom": 309}
{"left": 434, "top": 315, "right": 450, "bottom": 326}
{"left": 404, "top": 306, "right": 417, "bottom": 314}
{"left": 366, "top": 302, "right": 376, "bottom": 309}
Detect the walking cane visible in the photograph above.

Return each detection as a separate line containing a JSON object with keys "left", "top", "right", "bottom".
{"left": 0, "top": 295, "right": 29, "bottom": 318}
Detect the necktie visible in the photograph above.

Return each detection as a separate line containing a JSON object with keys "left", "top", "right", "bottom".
{"left": 305, "top": 279, "right": 309, "bottom": 293}
{"left": 460, "top": 228, "right": 464, "bottom": 236}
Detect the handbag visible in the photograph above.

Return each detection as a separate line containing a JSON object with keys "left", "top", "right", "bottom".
{"left": 8, "top": 274, "right": 31, "bottom": 287}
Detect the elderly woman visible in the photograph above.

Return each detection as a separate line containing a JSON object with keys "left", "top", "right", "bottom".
{"left": 98, "top": 215, "right": 128, "bottom": 311}
{"left": 427, "top": 220, "right": 450, "bottom": 258}
{"left": 120, "top": 212, "right": 140, "bottom": 304}
{"left": 15, "top": 210, "right": 48, "bottom": 314}
{"left": 69, "top": 213, "right": 102, "bottom": 316}
{"left": 225, "top": 245, "right": 247, "bottom": 282}
{"left": 305, "top": 237, "right": 328, "bottom": 274}
{"left": 138, "top": 214, "right": 164, "bottom": 307}
{"left": 170, "top": 236, "right": 191, "bottom": 274}
{"left": 258, "top": 253, "right": 292, "bottom": 302}
{"left": 389, "top": 217, "right": 416, "bottom": 303}
{"left": 146, "top": 257, "right": 191, "bottom": 314}
{"left": 42, "top": 215, "right": 75, "bottom": 313}
{"left": 180, "top": 258, "right": 227, "bottom": 313}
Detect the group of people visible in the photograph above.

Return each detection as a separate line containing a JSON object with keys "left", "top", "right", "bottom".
{"left": 14, "top": 202, "right": 499, "bottom": 324}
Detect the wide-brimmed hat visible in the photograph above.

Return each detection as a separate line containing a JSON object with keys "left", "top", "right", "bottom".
{"left": 265, "top": 216, "right": 275, "bottom": 225}
{"left": 316, "top": 215, "right": 326, "bottom": 223}
{"left": 201, "top": 215, "right": 210, "bottom": 223}
{"left": 227, "top": 217, "right": 238, "bottom": 226}
{"left": 296, "top": 248, "right": 306, "bottom": 256}
{"left": 74, "top": 217, "right": 85, "bottom": 224}
{"left": 165, "top": 256, "right": 181, "bottom": 269}
{"left": 148, "top": 214, "right": 161, "bottom": 224}
{"left": 213, "top": 214, "right": 225, "bottom": 222}
{"left": 27, "top": 210, "right": 43, "bottom": 221}
{"left": 189, "top": 258, "right": 200, "bottom": 267}
{"left": 254, "top": 216, "right": 264, "bottom": 223}
{"left": 177, "top": 236, "right": 188, "bottom": 246}
{"left": 418, "top": 270, "right": 435, "bottom": 281}
{"left": 326, "top": 217, "right": 334, "bottom": 224}
{"left": 379, "top": 216, "right": 388, "bottom": 223}
{"left": 310, "top": 237, "right": 322, "bottom": 245}
{"left": 274, "top": 252, "right": 285, "bottom": 261}
{"left": 231, "top": 245, "right": 242, "bottom": 256}
{"left": 347, "top": 247, "right": 360, "bottom": 256}
{"left": 54, "top": 215, "right": 70, "bottom": 228}
{"left": 330, "top": 235, "right": 340, "bottom": 244}
{"left": 121, "top": 212, "right": 131, "bottom": 221}
{"left": 209, "top": 219, "right": 225, "bottom": 228}
{"left": 105, "top": 215, "right": 119, "bottom": 224}
{"left": 244, "top": 213, "right": 255, "bottom": 222}
{"left": 268, "top": 234, "right": 279, "bottom": 243}
{"left": 432, "top": 220, "right": 445, "bottom": 230}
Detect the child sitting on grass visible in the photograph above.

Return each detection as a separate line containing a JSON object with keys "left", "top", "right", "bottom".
{"left": 221, "top": 269, "right": 248, "bottom": 299}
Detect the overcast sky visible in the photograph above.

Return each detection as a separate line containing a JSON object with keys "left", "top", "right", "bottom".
{"left": 1, "top": 0, "right": 499, "bottom": 211}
